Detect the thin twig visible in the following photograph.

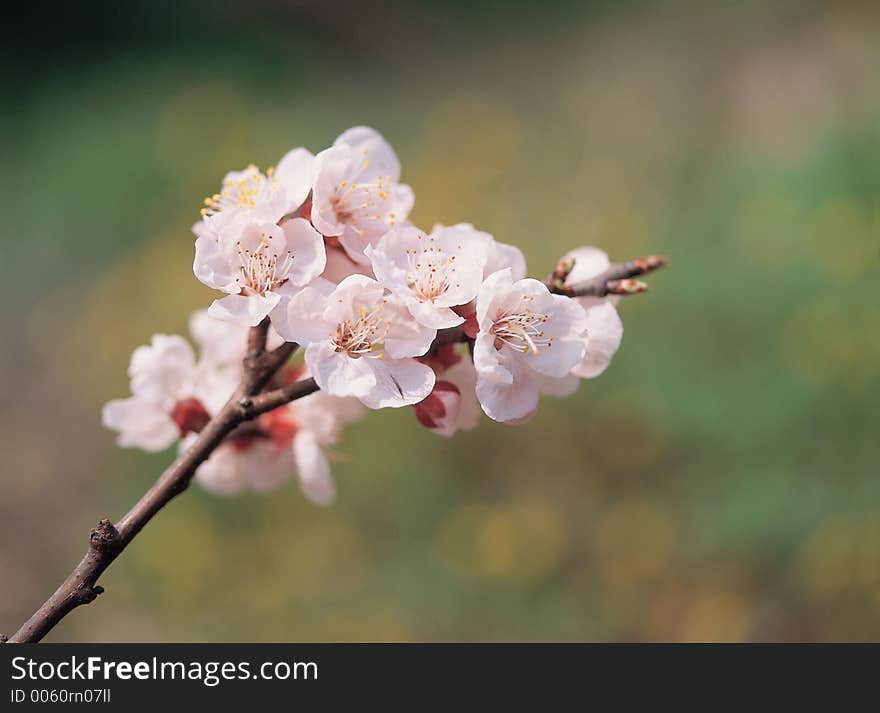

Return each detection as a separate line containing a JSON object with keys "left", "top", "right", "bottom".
{"left": 5, "top": 331, "right": 305, "bottom": 643}
{"left": 244, "top": 377, "right": 320, "bottom": 417}
{"left": 548, "top": 255, "right": 668, "bottom": 298}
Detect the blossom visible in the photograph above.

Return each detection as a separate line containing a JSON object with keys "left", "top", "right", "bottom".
{"left": 310, "top": 127, "right": 414, "bottom": 265}
{"left": 193, "top": 217, "right": 326, "bottom": 326}
{"left": 562, "top": 246, "right": 624, "bottom": 379}
{"left": 272, "top": 274, "right": 436, "bottom": 408}
{"left": 102, "top": 335, "right": 215, "bottom": 451}
{"left": 190, "top": 387, "right": 363, "bottom": 505}
{"left": 105, "top": 311, "right": 364, "bottom": 505}
{"left": 365, "top": 224, "right": 491, "bottom": 329}
{"left": 473, "top": 269, "right": 589, "bottom": 423}
{"left": 196, "top": 148, "right": 315, "bottom": 236}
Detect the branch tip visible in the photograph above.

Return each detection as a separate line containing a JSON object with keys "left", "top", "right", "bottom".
{"left": 633, "top": 255, "right": 668, "bottom": 274}
{"left": 607, "top": 278, "right": 648, "bottom": 295}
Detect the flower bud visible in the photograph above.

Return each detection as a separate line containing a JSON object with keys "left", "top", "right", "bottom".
{"left": 414, "top": 381, "right": 461, "bottom": 437}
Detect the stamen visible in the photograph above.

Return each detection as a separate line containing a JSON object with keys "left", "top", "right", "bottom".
{"left": 329, "top": 176, "right": 396, "bottom": 237}
{"left": 331, "top": 303, "right": 391, "bottom": 358}
{"left": 491, "top": 300, "right": 552, "bottom": 355}
{"left": 201, "top": 165, "right": 278, "bottom": 219}
{"left": 235, "top": 234, "right": 294, "bottom": 296}
{"left": 404, "top": 236, "right": 460, "bottom": 303}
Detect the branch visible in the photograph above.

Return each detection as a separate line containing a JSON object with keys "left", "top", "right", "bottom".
{"left": 547, "top": 255, "right": 668, "bottom": 297}
{"left": 241, "top": 319, "right": 298, "bottom": 395}
{"left": 243, "top": 377, "right": 320, "bottom": 418}
{"left": 5, "top": 330, "right": 311, "bottom": 643}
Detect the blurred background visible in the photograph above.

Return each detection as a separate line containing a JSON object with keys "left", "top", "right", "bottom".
{"left": 2, "top": 0, "right": 879, "bottom": 642}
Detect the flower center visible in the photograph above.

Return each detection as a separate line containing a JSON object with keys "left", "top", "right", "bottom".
{"left": 331, "top": 303, "right": 390, "bottom": 358}
{"left": 201, "top": 165, "right": 277, "bottom": 218}
{"left": 330, "top": 176, "right": 396, "bottom": 237}
{"left": 235, "top": 234, "right": 293, "bottom": 296}
{"left": 404, "top": 235, "right": 461, "bottom": 303}
{"left": 492, "top": 299, "right": 552, "bottom": 355}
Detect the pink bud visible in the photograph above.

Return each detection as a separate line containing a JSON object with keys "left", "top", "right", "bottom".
{"left": 414, "top": 381, "right": 461, "bottom": 437}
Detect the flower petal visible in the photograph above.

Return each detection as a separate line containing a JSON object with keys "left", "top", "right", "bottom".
{"left": 193, "top": 234, "right": 239, "bottom": 292}
{"left": 102, "top": 397, "right": 179, "bottom": 452}
{"left": 208, "top": 292, "right": 281, "bottom": 327}
{"left": 293, "top": 430, "right": 336, "bottom": 506}
{"left": 572, "top": 300, "right": 623, "bottom": 379}
{"left": 305, "top": 342, "right": 378, "bottom": 398}
{"left": 358, "top": 358, "right": 435, "bottom": 409}
{"left": 271, "top": 279, "right": 334, "bottom": 344}
{"left": 475, "top": 357, "right": 540, "bottom": 423}
{"left": 274, "top": 147, "right": 315, "bottom": 214}
{"left": 334, "top": 126, "right": 401, "bottom": 180}
{"left": 485, "top": 239, "right": 527, "bottom": 281}
{"left": 281, "top": 217, "right": 326, "bottom": 287}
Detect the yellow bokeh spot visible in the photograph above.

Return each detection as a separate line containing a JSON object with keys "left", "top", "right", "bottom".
{"left": 778, "top": 297, "right": 868, "bottom": 386}
{"left": 805, "top": 200, "right": 877, "bottom": 279}
{"left": 593, "top": 499, "right": 678, "bottom": 587}
{"left": 734, "top": 190, "right": 803, "bottom": 268}
{"left": 435, "top": 498, "right": 569, "bottom": 583}
{"left": 679, "top": 590, "right": 752, "bottom": 642}
{"left": 797, "top": 515, "right": 880, "bottom": 599}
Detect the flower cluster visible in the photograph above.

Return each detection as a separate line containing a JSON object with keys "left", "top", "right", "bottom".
{"left": 104, "top": 127, "right": 624, "bottom": 504}
{"left": 103, "top": 311, "right": 363, "bottom": 505}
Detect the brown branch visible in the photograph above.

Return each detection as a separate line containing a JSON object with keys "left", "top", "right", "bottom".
{"left": 243, "top": 377, "right": 320, "bottom": 417}
{"left": 5, "top": 331, "right": 309, "bottom": 643}
{"left": 548, "top": 255, "right": 668, "bottom": 298}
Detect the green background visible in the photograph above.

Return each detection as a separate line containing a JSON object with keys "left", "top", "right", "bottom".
{"left": 2, "top": 0, "right": 879, "bottom": 641}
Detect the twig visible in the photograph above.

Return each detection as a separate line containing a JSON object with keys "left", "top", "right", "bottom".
{"left": 548, "top": 255, "right": 668, "bottom": 298}
{"left": 5, "top": 331, "right": 307, "bottom": 643}
{"left": 243, "top": 377, "right": 320, "bottom": 417}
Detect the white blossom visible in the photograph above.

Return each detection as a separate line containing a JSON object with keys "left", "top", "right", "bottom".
{"left": 366, "top": 224, "right": 491, "bottom": 329}
{"left": 310, "top": 127, "right": 414, "bottom": 265}
{"left": 473, "top": 269, "right": 588, "bottom": 423}
{"left": 102, "top": 335, "right": 215, "bottom": 451}
{"left": 272, "top": 275, "right": 436, "bottom": 408}
{"left": 194, "top": 217, "right": 326, "bottom": 326}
